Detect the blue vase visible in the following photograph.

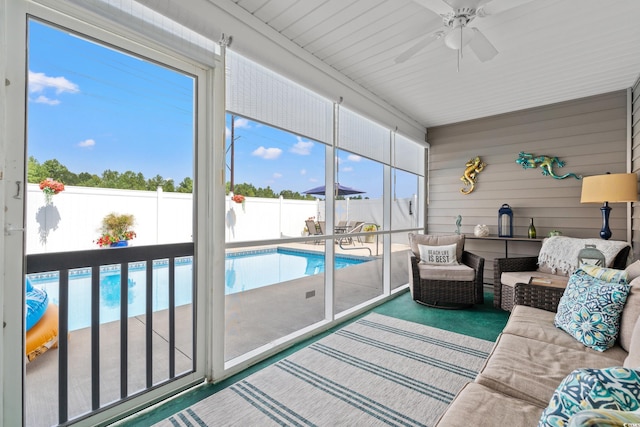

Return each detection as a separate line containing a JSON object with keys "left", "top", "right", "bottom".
{"left": 110, "top": 240, "right": 128, "bottom": 247}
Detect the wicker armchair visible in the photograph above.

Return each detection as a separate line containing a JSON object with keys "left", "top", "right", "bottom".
{"left": 410, "top": 252, "right": 484, "bottom": 308}
{"left": 494, "top": 244, "right": 631, "bottom": 310}
{"left": 407, "top": 232, "right": 485, "bottom": 309}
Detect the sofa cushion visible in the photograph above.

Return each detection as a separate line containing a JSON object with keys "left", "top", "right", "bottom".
{"left": 503, "top": 306, "right": 628, "bottom": 360}
{"left": 537, "top": 236, "right": 630, "bottom": 276}
{"left": 538, "top": 367, "right": 640, "bottom": 427}
{"left": 568, "top": 409, "right": 640, "bottom": 427}
{"left": 408, "top": 233, "right": 464, "bottom": 263}
{"left": 626, "top": 260, "right": 640, "bottom": 281}
{"left": 581, "top": 264, "right": 629, "bottom": 284}
{"left": 418, "top": 243, "right": 458, "bottom": 265}
{"left": 435, "top": 382, "right": 544, "bottom": 427}
{"left": 620, "top": 277, "right": 640, "bottom": 352}
{"left": 624, "top": 316, "right": 640, "bottom": 368}
{"left": 415, "top": 263, "right": 475, "bottom": 282}
{"left": 555, "top": 270, "right": 630, "bottom": 352}
{"left": 476, "top": 333, "right": 625, "bottom": 407}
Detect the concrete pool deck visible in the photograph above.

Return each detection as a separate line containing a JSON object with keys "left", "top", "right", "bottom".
{"left": 24, "top": 241, "right": 411, "bottom": 427}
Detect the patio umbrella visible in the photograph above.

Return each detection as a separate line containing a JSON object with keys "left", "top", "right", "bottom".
{"left": 303, "top": 183, "right": 365, "bottom": 197}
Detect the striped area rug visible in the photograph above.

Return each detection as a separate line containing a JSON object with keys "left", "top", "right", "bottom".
{"left": 156, "top": 313, "right": 493, "bottom": 427}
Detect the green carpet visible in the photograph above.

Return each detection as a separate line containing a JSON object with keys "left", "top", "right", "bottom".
{"left": 117, "top": 290, "right": 509, "bottom": 426}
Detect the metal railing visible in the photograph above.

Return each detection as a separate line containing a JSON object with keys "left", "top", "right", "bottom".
{"left": 26, "top": 242, "right": 195, "bottom": 425}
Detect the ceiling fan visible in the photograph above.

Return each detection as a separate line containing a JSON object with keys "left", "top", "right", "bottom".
{"left": 395, "top": 0, "right": 532, "bottom": 66}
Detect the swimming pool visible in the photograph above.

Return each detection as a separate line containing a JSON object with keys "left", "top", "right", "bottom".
{"left": 225, "top": 248, "right": 370, "bottom": 293}
{"left": 28, "top": 248, "right": 371, "bottom": 331}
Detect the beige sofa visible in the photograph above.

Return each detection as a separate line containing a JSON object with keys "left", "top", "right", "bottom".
{"left": 436, "top": 270, "right": 640, "bottom": 426}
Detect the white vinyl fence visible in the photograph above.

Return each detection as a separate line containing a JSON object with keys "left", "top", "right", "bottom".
{"left": 26, "top": 184, "right": 417, "bottom": 253}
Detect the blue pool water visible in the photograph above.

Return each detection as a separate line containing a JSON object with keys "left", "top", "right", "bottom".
{"left": 29, "top": 249, "right": 370, "bottom": 331}
{"left": 225, "top": 248, "right": 369, "bottom": 293}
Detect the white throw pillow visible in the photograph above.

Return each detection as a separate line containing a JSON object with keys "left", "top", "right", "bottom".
{"left": 418, "top": 243, "right": 458, "bottom": 265}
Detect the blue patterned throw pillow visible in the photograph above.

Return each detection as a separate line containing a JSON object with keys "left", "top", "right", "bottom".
{"left": 538, "top": 367, "right": 640, "bottom": 427}
{"left": 555, "top": 269, "right": 630, "bottom": 351}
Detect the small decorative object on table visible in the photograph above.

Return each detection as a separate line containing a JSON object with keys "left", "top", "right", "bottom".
{"left": 95, "top": 213, "right": 136, "bottom": 248}
{"left": 39, "top": 178, "right": 65, "bottom": 205}
{"left": 528, "top": 218, "right": 536, "bottom": 238}
{"left": 498, "top": 204, "right": 513, "bottom": 237}
{"left": 474, "top": 224, "right": 489, "bottom": 237}
{"left": 548, "top": 230, "right": 562, "bottom": 237}
{"left": 578, "top": 244, "right": 605, "bottom": 267}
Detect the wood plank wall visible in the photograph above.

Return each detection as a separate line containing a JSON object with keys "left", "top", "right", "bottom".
{"left": 427, "top": 90, "right": 629, "bottom": 284}
{"left": 633, "top": 78, "right": 640, "bottom": 259}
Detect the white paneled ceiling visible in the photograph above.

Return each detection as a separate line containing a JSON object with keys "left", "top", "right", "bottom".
{"left": 141, "top": 0, "right": 640, "bottom": 128}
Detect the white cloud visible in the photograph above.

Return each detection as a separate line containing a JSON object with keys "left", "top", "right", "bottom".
{"left": 273, "top": 172, "right": 282, "bottom": 179}
{"left": 342, "top": 166, "right": 354, "bottom": 172}
{"left": 252, "top": 146, "right": 282, "bottom": 160}
{"left": 234, "top": 117, "right": 250, "bottom": 128}
{"left": 309, "top": 178, "right": 319, "bottom": 183}
{"left": 33, "top": 95, "right": 60, "bottom": 106}
{"left": 78, "top": 139, "right": 96, "bottom": 148}
{"left": 300, "top": 169, "right": 307, "bottom": 175}
{"left": 290, "top": 137, "right": 313, "bottom": 155}
{"left": 347, "top": 154, "right": 362, "bottom": 162}
{"left": 225, "top": 126, "right": 231, "bottom": 139}
{"left": 29, "top": 71, "right": 79, "bottom": 94}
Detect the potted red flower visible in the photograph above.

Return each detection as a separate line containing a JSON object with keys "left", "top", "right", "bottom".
{"left": 95, "top": 213, "right": 136, "bottom": 247}
{"left": 39, "top": 178, "right": 65, "bottom": 204}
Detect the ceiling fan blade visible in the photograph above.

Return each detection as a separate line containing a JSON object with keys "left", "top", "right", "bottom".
{"left": 411, "top": 0, "right": 452, "bottom": 16}
{"left": 395, "top": 34, "right": 441, "bottom": 64}
{"left": 477, "top": 0, "right": 534, "bottom": 16}
{"left": 468, "top": 28, "right": 498, "bottom": 62}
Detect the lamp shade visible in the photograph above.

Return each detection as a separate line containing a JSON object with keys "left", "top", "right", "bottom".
{"left": 580, "top": 173, "right": 638, "bottom": 204}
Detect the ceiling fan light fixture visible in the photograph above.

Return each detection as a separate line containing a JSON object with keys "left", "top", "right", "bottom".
{"left": 444, "top": 24, "right": 474, "bottom": 50}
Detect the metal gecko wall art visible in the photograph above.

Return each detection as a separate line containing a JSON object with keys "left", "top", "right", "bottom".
{"left": 460, "top": 156, "right": 486, "bottom": 195}
{"left": 516, "top": 152, "right": 581, "bottom": 180}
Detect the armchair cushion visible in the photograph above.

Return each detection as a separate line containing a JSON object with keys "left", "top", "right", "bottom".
{"left": 408, "top": 233, "right": 464, "bottom": 263}
{"left": 415, "top": 262, "right": 475, "bottom": 281}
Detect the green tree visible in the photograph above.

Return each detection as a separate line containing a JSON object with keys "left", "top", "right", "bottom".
{"left": 177, "top": 177, "right": 193, "bottom": 193}
{"left": 41, "top": 159, "right": 77, "bottom": 184}
{"left": 76, "top": 172, "right": 102, "bottom": 187}
{"left": 101, "top": 169, "right": 122, "bottom": 188}
{"left": 117, "top": 171, "right": 147, "bottom": 190}
{"left": 162, "top": 179, "right": 175, "bottom": 193}
{"left": 27, "top": 156, "right": 46, "bottom": 183}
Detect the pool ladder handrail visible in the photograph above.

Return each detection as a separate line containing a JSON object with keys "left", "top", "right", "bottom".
{"left": 337, "top": 222, "right": 379, "bottom": 256}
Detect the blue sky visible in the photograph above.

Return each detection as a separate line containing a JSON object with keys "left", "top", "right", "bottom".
{"left": 28, "top": 19, "right": 418, "bottom": 198}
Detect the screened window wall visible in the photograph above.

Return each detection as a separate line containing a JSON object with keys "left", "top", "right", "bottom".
{"left": 224, "top": 50, "right": 424, "bottom": 363}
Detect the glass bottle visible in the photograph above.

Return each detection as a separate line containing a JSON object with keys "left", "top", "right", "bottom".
{"left": 528, "top": 218, "right": 537, "bottom": 239}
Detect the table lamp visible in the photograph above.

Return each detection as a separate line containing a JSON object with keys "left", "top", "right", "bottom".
{"left": 580, "top": 172, "right": 638, "bottom": 239}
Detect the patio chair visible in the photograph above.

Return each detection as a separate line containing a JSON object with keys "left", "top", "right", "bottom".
{"left": 408, "top": 233, "right": 484, "bottom": 309}
{"left": 305, "top": 219, "right": 323, "bottom": 244}
{"left": 337, "top": 222, "right": 365, "bottom": 246}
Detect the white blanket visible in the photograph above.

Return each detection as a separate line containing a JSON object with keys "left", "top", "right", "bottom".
{"left": 538, "top": 236, "right": 630, "bottom": 275}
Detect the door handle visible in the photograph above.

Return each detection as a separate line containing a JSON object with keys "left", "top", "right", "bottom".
{"left": 13, "top": 181, "right": 22, "bottom": 199}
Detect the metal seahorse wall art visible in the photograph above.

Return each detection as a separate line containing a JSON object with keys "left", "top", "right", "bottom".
{"left": 460, "top": 156, "right": 486, "bottom": 195}
{"left": 516, "top": 152, "right": 581, "bottom": 180}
